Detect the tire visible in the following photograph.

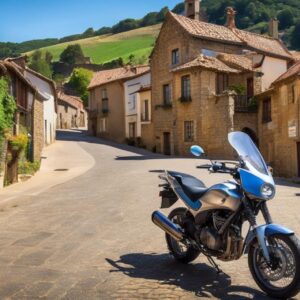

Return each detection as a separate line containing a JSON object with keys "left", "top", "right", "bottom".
{"left": 248, "top": 234, "right": 300, "bottom": 299}
{"left": 165, "top": 207, "right": 200, "bottom": 264}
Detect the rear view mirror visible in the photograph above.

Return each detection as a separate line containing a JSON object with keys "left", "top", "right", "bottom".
{"left": 190, "top": 145, "right": 205, "bottom": 157}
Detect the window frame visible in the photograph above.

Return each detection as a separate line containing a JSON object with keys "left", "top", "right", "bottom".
{"left": 181, "top": 75, "right": 191, "bottom": 101}
{"left": 262, "top": 97, "right": 272, "bottom": 124}
{"left": 163, "top": 84, "right": 172, "bottom": 105}
{"left": 172, "top": 48, "right": 180, "bottom": 65}
{"left": 184, "top": 120, "right": 194, "bottom": 142}
{"left": 216, "top": 73, "right": 229, "bottom": 95}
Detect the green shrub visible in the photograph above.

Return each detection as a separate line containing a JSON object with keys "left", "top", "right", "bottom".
{"left": 8, "top": 134, "right": 28, "bottom": 152}
{"left": 18, "top": 161, "right": 40, "bottom": 175}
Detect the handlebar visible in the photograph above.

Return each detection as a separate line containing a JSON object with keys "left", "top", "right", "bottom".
{"left": 197, "top": 162, "right": 238, "bottom": 175}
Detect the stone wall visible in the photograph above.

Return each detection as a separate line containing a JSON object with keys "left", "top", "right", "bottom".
{"left": 32, "top": 96, "right": 44, "bottom": 162}
{"left": 258, "top": 78, "right": 300, "bottom": 177}
{"left": 89, "top": 81, "right": 126, "bottom": 143}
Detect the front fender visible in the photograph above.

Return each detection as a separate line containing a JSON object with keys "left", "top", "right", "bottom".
{"left": 244, "top": 224, "right": 294, "bottom": 254}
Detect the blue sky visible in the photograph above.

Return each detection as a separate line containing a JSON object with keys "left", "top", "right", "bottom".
{"left": 0, "top": 0, "right": 181, "bottom": 43}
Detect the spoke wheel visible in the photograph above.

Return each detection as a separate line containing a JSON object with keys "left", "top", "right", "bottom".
{"left": 248, "top": 234, "right": 300, "bottom": 299}
{"left": 165, "top": 207, "right": 200, "bottom": 264}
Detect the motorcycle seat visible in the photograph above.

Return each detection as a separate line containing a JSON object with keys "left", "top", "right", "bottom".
{"left": 168, "top": 171, "right": 208, "bottom": 201}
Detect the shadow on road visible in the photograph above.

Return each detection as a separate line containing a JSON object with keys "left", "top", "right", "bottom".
{"left": 106, "top": 253, "right": 273, "bottom": 300}
{"left": 56, "top": 130, "right": 197, "bottom": 161}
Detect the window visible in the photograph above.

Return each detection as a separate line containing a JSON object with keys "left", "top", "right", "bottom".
{"left": 142, "top": 99, "right": 150, "bottom": 121}
{"left": 163, "top": 84, "right": 172, "bottom": 105}
{"left": 262, "top": 98, "right": 272, "bottom": 123}
{"left": 184, "top": 121, "right": 194, "bottom": 142}
{"left": 101, "top": 88, "right": 108, "bottom": 100}
{"left": 99, "top": 118, "right": 107, "bottom": 132}
{"left": 129, "top": 122, "right": 136, "bottom": 138}
{"left": 102, "top": 98, "right": 109, "bottom": 113}
{"left": 216, "top": 73, "right": 229, "bottom": 94}
{"left": 181, "top": 75, "right": 191, "bottom": 101}
{"left": 288, "top": 85, "right": 296, "bottom": 104}
{"left": 172, "top": 49, "right": 180, "bottom": 65}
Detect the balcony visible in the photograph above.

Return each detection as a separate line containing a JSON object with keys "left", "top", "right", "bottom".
{"left": 234, "top": 95, "right": 257, "bottom": 112}
{"left": 102, "top": 108, "right": 109, "bottom": 114}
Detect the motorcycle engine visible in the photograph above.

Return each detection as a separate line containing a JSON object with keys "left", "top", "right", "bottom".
{"left": 200, "top": 227, "right": 222, "bottom": 251}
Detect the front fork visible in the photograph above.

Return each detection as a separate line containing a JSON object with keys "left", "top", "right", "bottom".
{"left": 244, "top": 199, "right": 294, "bottom": 262}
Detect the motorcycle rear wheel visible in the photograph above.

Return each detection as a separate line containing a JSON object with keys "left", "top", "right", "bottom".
{"left": 248, "top": 234, "right": 300, "bottom": 299}
{"left": 166, "top": 207, "right": 200, "bottom": 264}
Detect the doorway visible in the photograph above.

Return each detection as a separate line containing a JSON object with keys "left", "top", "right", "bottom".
{"left": 163, "top": 132, "right": 171, "bottom": 156}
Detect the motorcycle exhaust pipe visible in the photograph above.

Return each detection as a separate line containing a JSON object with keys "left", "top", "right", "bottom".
{"left": 152, "top": 211, "right": 183, "bottom": 241}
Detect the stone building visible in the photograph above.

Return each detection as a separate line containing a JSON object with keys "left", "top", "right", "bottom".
{"left": 257, "top": 60, "right": 300, "bottom": 178}
{"left": 150, "top": 1, "right": 292, "bottom": 157}
{"left": 0, "top": 59, "right": 46, "bottom": 162}
{"left": 57, "top": 92, "right": 87, "bottom": 129}
{"left": 87, "top": 65, "right": 149, "bottom": 143}
{"left": 124, "top": 71, "right": 153, "bottom": 150}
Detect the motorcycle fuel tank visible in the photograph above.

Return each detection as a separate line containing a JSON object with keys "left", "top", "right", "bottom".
{"left": 198, "top": 182, "right": 242, "bottom": 212}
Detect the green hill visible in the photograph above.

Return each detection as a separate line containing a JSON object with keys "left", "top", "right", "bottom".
{"left": 26, "top": 24, "right": 161, "bottom": 65}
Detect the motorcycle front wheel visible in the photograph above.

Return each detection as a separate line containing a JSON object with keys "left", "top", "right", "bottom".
{"left": 248, "top": 234, "right": 300, "bottom": 299}
{"left": 166, "top": 207, "right": 200, "bottom": 264}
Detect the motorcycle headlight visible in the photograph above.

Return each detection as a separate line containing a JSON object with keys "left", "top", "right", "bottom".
{"left": 260, "top": 183, "right": 275, "bottom": 200}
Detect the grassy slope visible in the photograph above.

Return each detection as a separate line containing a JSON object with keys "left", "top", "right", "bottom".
{"left": 26, "top": 24, "right": 161, "bottom": 64}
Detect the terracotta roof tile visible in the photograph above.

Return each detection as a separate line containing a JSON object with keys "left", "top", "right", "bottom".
{"left": 233, "top": 29, "right": 292, "bottom": 60}
{"left": 57, "top": 92, "right": 84, "bottom": 109}
{"left": 169, "top": 12, "right": 292, "bottom": 60}
{"left": 273, "top": 60, "right": 300, "bottom": 84}
{"left": 170, "top": 12, "right": 242, "bottom": 44}
{"left": 88, "top": 65, "right": 150, "bottom": 90}
{"left": 217, "top": 53, "right": 253, "bottom": 72}
{"left": 172, "top": 55, "right": 239, "bottom": 73}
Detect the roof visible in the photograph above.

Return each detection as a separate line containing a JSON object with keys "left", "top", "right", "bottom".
{"left": 172, "top": 55, "right": 240, "bottom": 73}
{"left": 138, "top": 85, "right": 151, "bottom": 93}
{"left": 217, "top": 53, "right": 253, "bottom": 72}
{"left": 170, "top": 12, "right": 242, "bottom": 44}
{"left": 168, "top": 12, "right": 292, "bottom": 60}
{"left": 291, "top": 51, "right": 300, "bottom": 61}
{"left": 88, "top": 65, "right": 150, "bottom": 90}
{"left": 57, "top": 92, "right": 84, "bottom": 110}
{"left": 272, "top": 60, "right": 300, "bottom": 85}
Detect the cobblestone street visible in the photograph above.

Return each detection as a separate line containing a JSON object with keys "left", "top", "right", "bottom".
{"left": 0, "top": 130, "right": 299, "bottom": 300}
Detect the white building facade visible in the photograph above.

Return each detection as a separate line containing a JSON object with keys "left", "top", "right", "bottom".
{"left": 124, "top": 72, "right": 151, "bottom": 141}
{"left": 25, "top": 69, "right": 57, "bottom": 145}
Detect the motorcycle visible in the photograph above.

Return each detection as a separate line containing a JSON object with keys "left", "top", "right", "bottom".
{"left": 151, "top": 131, "right": 300, "bottom": 299}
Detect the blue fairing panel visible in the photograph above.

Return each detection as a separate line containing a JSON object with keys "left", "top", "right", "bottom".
{"left": 239, "top": 169, "right": 265, "bottom": 198}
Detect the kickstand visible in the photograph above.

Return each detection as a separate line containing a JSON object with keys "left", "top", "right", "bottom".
{"left": 207, "top": 256, "right": 223, "bottom": 274}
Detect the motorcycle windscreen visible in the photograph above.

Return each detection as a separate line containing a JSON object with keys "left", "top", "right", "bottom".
{"left": 228, "top": 132, "right": 274, "bottom": 187}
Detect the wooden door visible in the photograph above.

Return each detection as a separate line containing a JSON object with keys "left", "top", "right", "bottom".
{"left": 163, "top": 132, "right": 171, "bottom": 156}
{"left": 247, "top": 77, "right": 254, "bottom": 100}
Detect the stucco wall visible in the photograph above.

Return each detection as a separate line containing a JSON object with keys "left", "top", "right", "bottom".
{"left": 26, "top": 71, "right": 56, "bottom": 145}
{"left": 261, "top": 56, "right": 287, "bottom": 92}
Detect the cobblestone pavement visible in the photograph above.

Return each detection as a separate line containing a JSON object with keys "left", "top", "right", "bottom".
{"left": 0, "top": 131, "right": 299, "bottom": 300}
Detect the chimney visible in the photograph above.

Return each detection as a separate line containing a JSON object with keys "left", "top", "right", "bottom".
{"left": 185, "top": 0, "right": 200, "bottom": 21}
{"left": 225, "top": 7, "right": 237, "bottom": 29}
{"left": 269, "top": 18, "right": 279, "bottom": 39}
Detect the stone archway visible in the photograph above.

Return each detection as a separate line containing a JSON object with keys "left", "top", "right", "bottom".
{"left": 242, "top": 127, "right": 259, "bottom": 146}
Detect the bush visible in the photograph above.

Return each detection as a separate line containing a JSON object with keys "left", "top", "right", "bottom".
{"left": 0, "top": 77, "right": 16, "bottom": 137}
{"left": 8, "top": 134, "right": 28, "bottom": 153}
{"left": 18, "top": 161, "right": 40, "bottom": 175}
{"left": 69, "top": 68, "right": 93, "bottom": 106}
{"left": 29, "top": 50, "right": 53, "bottom": 79}
{"left": 60, "top": 44, "right": 85, "bottom": 65}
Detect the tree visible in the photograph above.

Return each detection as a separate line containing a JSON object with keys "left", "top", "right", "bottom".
{"left": 291, "top": 19, "right": 300, "bottom": 49}
{"left": 156, "top": 7, "right": 169, "bottom": 23}
{"left": 68, "top": 68, "right": 93, "bottom": 106}
{"left": 29, "top": 50, "right": 52, "bottom": 79}
{"left": 59, "top": 44, "right": 85, "bottom": 65}
{"left": 278, "top": 9, "right": 294, "bottom": 30}
{"left": 82, "top": 27, "right": 94, "bottom": 38}
{"left": 0, "top": 77, "right": 16, "bottom": 137}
